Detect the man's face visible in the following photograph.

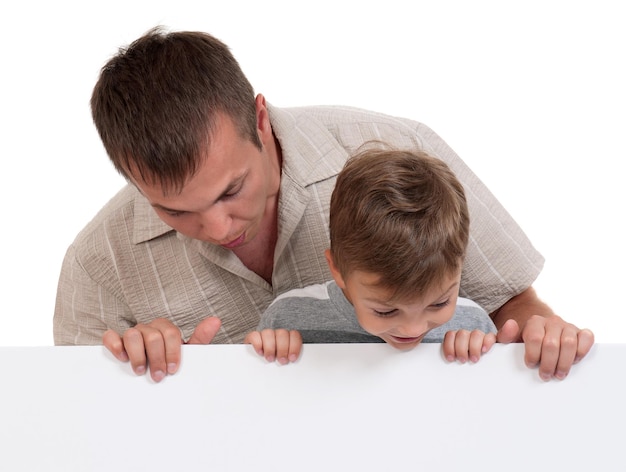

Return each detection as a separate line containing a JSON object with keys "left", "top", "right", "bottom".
{"left": 337, "top": 269, "right": 461, "bottom": 351}
{"left": 130, "top": 103, "right": 281, "bottom": 249}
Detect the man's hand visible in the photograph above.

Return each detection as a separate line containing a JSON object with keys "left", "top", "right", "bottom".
{"left": 244, "top": 329, "right": 302, "bottom": 365}
{"left": 103, "top": 317, "right": 222, "bottom": 382}
{"left": 496, "top": 317, "right": 594, "bottom": 381}
{"left": 491, "top": 286, "right": 595, "bottom": 381}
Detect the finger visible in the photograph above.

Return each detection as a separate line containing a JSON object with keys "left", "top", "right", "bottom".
{"left": 245, "top": 332, "right": 261, "bottom": 351}
{"left": 481, "top": 332, "right": 497, "bottom": 354}
{"left": 453, "top": 329, "right": 471, "bottom": 363}
{"left": 244, "top": 332, "right": 264, "bottom": 356}
{"left": 574, "top": 329, "right": 595, "bottom": 363}
{"left": 496, "top": 319, "right": 521, "bottom": 344}
{"left": 521, "top": 316, "right": 545, "bottom": 369}
{"left": 133, "top": 324, "right": 168, "bottom": 383}
{"left": 149, "top": 319, "right": 183, "bottom": 375}
{"left": 468, "top": 330, "right": 488, "bottom": 363}
{"left": 187, "top": 317, "right": 222, "bottom": 345}
{"left": 442, "top": 331, "right": 457, "bottom": 362}
{"left": 121, "top": 327, "right": 149, "bottom": 376}
{"left": 553, "top": 324, "right": 580, "bottom": 380}
{"left": 288, "top": 330, "right": 303, "bottom": 362}
{"left": 103, "top": 329, "right": 129, "bottom": 362}
{"left": 259, "top": 329, "right": 277, "bottom": 362}
{"left": 274, "top": 329, "right": 291, "bottom": 365}
{"left": 534, "top": 319, "right": 562, "bottom": 381}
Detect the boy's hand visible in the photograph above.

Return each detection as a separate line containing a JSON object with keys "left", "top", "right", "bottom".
{"left": 442, "top": 329, "right": 497, "bottom": 363}
{"left": 496, "top": 316, "right": 595, "bottom": 381}
{"left": 103, "top": 317, "right": 222, "bottom": 382}
{"left": 244, "top": 329, "right": 303, "bottom": 365}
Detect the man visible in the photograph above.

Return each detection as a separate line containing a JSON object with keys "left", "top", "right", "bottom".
{"left": 54, "top": 27, "right": 594, "bottom": 382}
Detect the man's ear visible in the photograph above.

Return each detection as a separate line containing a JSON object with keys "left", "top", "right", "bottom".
{"left": 325, "top": 249, "right": 346, "bottom": 289}
{"left": 254, "top": 94, "right": 272, "bottom": 142}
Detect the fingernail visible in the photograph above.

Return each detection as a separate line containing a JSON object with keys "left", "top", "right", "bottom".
{"left": 555, "top": 370, "right": 567, "bottom": 380}
{"left": 289, "top": 354, "right": 298, "bottom": 362}
{"left": 167, "top": 363, "right": 177, "bottom": 374}
{"left": 266, "top": 355, "right": 275, "bottom": 362}
{"left": 278, "top": 357, "right": 288, "bottom": 365}
{"left": 135, "top": 365, "right": 146, "bottom": 375}
{"left": 446, "top": 355, "right": 454, "bottom": 362}
{"left": 470, "top": 355, "right": 479, "bottom": 363}
{"left": 153, "top": 370, "right": 165, "bottom": 382}
{"left": 540, "top": 372, "right": 551, "bottom": 381}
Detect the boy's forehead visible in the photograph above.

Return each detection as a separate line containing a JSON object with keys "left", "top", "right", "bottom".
{"left": 348, "top": 269, "right": 461, "bottom": 303}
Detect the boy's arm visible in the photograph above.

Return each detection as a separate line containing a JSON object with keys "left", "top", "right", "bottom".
{"left": 491, "top": 286, "right": 595, "bottom": 381}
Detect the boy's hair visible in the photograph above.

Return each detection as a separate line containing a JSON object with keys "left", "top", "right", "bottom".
{"left": 90, "top": 27, "right": 261, "bottom": 194}
{"left": 329, "top": 147, "right": 469, "bottom": 301}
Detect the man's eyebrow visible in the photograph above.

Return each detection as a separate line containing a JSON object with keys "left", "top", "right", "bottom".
{"left": 151, "top": 202, "right": 182, "bottom": 213}
{"left": 150, "top": 172, "right": 247, "bottom": 213}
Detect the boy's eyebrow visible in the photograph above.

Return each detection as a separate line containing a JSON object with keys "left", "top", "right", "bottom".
{"left": 365, "top": 280, "right": 460, "bottom": 304}
{"left": 438, "top": 281, "right": 460, "bottom": 297}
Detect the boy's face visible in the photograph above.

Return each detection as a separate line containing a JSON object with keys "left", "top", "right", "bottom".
{"left": 326, "top": 250, "right": 460, "bottom": 351}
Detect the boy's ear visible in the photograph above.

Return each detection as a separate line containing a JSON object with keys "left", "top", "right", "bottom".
{"left": 324, "top": 249, "right": 346, "bottom": 289}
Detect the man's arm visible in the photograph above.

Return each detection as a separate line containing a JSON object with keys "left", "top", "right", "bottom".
{"left": 490, "top": 286, "right": 554, "bottom": 331}
{"left": 491, "top": 286, "right": 595, "bottom": 381}
{"left": 53, "top": 245, "right": 128, "bottom": 345}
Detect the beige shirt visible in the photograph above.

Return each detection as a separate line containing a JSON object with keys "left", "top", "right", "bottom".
{"left": 53, "top": 105, "right": 544, "bottom": 345}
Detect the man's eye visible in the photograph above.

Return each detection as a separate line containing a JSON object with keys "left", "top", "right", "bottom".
{"left": 164, "top": 210, "right": 185, "bottom": 217}
{"left": 223, "top": 185, "right": 243, "bottom": 199}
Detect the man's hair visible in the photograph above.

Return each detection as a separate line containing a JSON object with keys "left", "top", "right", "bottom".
{"left": 329, "top": 147, "right": 469, "bottom": 301}
{"left": 90, "top": 27, "right": 261, "bottom": 194}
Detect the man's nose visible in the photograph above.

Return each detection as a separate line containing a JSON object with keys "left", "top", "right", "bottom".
{"left": 198, "top": 209, "right": 232, "bottom": 243}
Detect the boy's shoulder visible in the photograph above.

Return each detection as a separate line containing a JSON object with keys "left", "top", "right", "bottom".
{"left": 271, "top": 281, "right": 334, "bottom": 306}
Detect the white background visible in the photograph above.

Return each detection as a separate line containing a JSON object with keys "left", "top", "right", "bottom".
{"left": 1, "top": 1, "right": 624, "bottom": 346}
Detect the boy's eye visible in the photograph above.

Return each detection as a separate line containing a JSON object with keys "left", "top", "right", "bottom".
{"left": 431, "top": 299, "right": 450, "bottom": 309}
{"left": 373, "top": 309, "right": 398, "bottom": 317}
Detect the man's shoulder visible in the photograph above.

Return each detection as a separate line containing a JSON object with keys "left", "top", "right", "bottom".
{"left": 273, "top": 104, "right": 420, "bottom": 129}
{"left": 70, "top": 184, "right": 173, "bottom": 259}
{"left": 270, "top": 104, "right": 434, "bottom": 154}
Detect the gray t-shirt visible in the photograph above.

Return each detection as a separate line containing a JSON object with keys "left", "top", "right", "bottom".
{"left": 257, "top": 281, "right": 497, "bottom": 343}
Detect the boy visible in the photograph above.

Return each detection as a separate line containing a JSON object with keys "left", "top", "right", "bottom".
{"left": 245, "top": 147, "right": 498, "bottom": 364}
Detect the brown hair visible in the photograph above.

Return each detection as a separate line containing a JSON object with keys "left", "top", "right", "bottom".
{"left": 329, "top": 147, "right": 469, "bottom": 301}
{"left": 90, "top": 27, "right": 261, "bottom": 194}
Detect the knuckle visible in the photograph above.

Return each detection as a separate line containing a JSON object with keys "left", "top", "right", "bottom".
{"left": 541, "top": 336, "right": 560, "bottom": 352}
{"left": 560, "top": 334, "right": 578, "bottom": 350}
{"left": 524, "top": 331, "right": 544, "bottom": 345}
{"left": 123, "top": 327, "right": 142, "bottom": 343}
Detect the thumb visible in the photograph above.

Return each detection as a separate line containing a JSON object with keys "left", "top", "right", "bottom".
{"left": 186, "top": 317, "right": 222, "bottom": 345}
{"left": 496, "top": 319, "right": 521, "bottom": 344}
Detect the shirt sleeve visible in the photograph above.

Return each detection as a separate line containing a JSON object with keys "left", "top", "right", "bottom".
{"left": 53, "top": 244, "right": 134, "bottom": 345}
